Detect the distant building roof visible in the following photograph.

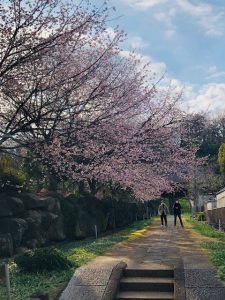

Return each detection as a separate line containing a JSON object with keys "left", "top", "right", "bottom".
{"left": 216, "top": 187, "right": 225, "bottom": 195}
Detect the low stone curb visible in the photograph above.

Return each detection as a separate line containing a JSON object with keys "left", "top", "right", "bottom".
{"left": 59, "top": 260, "right": 126, "bottom": 300}
{"left": 102, "top": 261, "right": 127, "bottom": 300}
{"left": 174, "top": 267, "right": 186, "bottom": 300}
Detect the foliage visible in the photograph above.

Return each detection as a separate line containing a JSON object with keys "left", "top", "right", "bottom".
{"left": 0, "top": 172, "right": 22, "bottom": 192}
{"left": 179, "top": 198, "right": 190, "bottom": 214}
{"left": 0, "top": 154, "right": 25, "bottom": 191}
{"left": 188, "top": 218, "right": 225, "bottom": 241}
{"left": 14, "top": 247, "right": 73, "bottom": 273}
{"left": 203, "top": 242, "right": 225, "bottom": 280}
{"left": 0, "top": 219, "right": 152, "bottom": 300}
{"left": 195, "top": 211, "right": 206, "bottom": 221}
{"left": 0, "top": 0, "right": 198, "bottom": 199}
{"left": 218, "top": 143, "right": 225, "bottom": 174}
{"left": 185, "top": 114, "right": 225, "bottom": 198}
{"left": 187, "top": 217, "right": 225, "bottom": 280}
{"left": 183, "top": 113, "right": 225, "bottom": 159}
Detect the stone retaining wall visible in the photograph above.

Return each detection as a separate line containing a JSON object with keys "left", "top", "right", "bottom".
{"left": 0, "top": 192, "right": 156, "bottom": 257}
{"left": 0, "top": 193, "right": 65, "bottom": 257}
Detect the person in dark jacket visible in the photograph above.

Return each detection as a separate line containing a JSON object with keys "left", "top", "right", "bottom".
{"left": 173, "top": 200, "right": 184, "bottom": 227}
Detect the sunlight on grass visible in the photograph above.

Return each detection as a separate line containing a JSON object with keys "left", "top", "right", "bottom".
{"left": 0, "top": 218, "right": 152, "bottom": 300}
{"left": 187, "top": 217, "right": 225, "bottom": 280}
{"left": 129, "top": 229, "right": 147, "bottom": 238}
{"left": 187, "top": 217, "right": 225, "bottom": 242}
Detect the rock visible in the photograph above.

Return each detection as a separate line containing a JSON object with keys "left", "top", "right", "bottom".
{"left": 41, "top": 212, "right": 59, "bottom": 228}
{"left": 47, "top": 216, "right": 66, "bottom": 241}
{"left": 0, "top": 199, "right": 13, "bottom": 217}
{"left": 75, "top": 212, "right": 94, "bottom": 238}
{"left": 21, "top": 193, "right": 61, "bottom": 213}
{"left": 20, "top": 193, "right": 46, "bottom": 210}
{"left": 60, "top": 198, "right": 78, "bottom": 238}
{"left": 0, "top": 195, "right": 24, "bottom": 217}
{"left": 10, "top": 197, "right": 24, "bottom": 215}
{"left": 0, "top": 218, "right": 28, "bottom": 247}
{"left": 12, "top": 218, "right": 28, "bottom": 247}
{"left": 42, "top": 197, "right": 61, "bottom": 213}
{"left": 14, "top": 247, "right": 28, "bottom": 255}
{"left": 25, "top": 239, "right": 42, "bottom": 249}
{"left": 23, "top": 210, "right": 65, "bottom": 246}
{"left": 0, "top": 233, "right": 13, "bottom": 257}
{"left": 23, "top": 211, "right": 47, "bottom": 246}
{"left": 25, "top": 210, "right": 43, "bottom": 224}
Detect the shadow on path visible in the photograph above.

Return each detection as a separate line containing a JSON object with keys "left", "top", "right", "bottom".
{"left": 91, "top": 216, "right": 225, "bottom": 300}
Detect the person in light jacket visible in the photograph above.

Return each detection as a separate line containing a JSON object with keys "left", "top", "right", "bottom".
{"left": 158, "top": 200, "right": 169, "bottom": 227}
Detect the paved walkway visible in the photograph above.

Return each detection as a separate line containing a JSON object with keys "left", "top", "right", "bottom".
{"left": 60, "top": 216, "right": 225, "bottom": 300}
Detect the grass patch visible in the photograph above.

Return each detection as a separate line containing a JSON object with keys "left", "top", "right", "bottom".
{"left": 186, "top": 216, "right": 225, "bottom": 280}
{"left": 203, "top": 242, "right": 225, "bottom": 280}
{"left": 187, "top": 217, "right": 225, "bottom": 242}
{"left": 0, "top": 219, "right": 152, "bottom": 300}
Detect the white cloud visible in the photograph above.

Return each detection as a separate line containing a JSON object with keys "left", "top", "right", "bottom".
{"left": 154, "top": 9, "right": 176, "bottom": 39}
{"left": 205, "top": 28, "right": 223, "bottom": 37}
{"left": 175, "top": 0, "right": 224, "bottom": 37}
{"left": 120, "top": 50, "right": 166, "bottom": 79}
{"left": 207, "top": 65, "right": 217, "bottom": 74}
{"left": 206, "top": 72, "right": 225, "bottom": 80}
{"left": 123, "top": 0, "right": 224, "bottom": 37}
{"left": 183, "top": 83, "right": 225, "bottom": 114}
{"left": 176, "top": 0, "right": 211, "bottom": 17}
{"left": 158, "top": 77, "right": 225, "bottom": 115}
{"left": 204, "top": 65, "right": 225, "bottom": 80}
{"left": 122, "top": 0, "right": 167, "bottom": 10}
{"left": 196, "top": 84, "right": 225, "bottom": 112}
{"left": 165, "top": 29, "right": 176, "bottom": 38}
{"left": 197, "top": 11, "right": 224, "bottom": 37}
{"left": 128, "top": 36, "right": 149, "bottom": 49}
{"left": 119, "top": 49, "right": 225, "bottom": 115}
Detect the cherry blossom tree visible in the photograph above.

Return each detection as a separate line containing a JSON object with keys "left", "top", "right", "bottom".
{"left": 39, "top": 76, "right": 198, "bottom": 199}
{"left": 0, "top": 0, "right": 198, "bottom": 199}
{"left": 0, "top": 0, "right": 124, "bottom": 153}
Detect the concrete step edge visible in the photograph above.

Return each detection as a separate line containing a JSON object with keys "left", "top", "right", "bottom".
{"left": 121, "top": 277, "right": 174, "bottom": 284}
{"left": 116, "top": 290, "right": 174, "bottom": 300}
{"left": 124, "top": 269, "right": 174, "bottom": 278}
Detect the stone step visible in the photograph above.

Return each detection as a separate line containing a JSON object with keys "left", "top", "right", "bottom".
{"left": 116, "top": 291, "right": 174, "bottom": 300}
{"left": 120, "top": 277, "right": 174, "bottom": 292}
{"left": 124, "top": 269, "right": 174, "bottom": 278}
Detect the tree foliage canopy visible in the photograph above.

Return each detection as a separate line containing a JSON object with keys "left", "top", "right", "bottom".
{"left": 0, "top": 0, "right": 199, "bottom": 199}
{"left": 218, "top": 143, "right": 225, "bottom": 174}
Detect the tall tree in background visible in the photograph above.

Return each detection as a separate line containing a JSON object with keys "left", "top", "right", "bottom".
{"left": 218, "top": 143, "right": 225, "bottom": 175}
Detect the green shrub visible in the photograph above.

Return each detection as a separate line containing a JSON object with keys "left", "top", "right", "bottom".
{"left": 196, "top": 211, "right": 206, "bottom": 221}
{"left": 179, "top": 198, "right": 190, "bottom": 214}
{"left": 14, "top": 247, "right": 73, "bottom": 273}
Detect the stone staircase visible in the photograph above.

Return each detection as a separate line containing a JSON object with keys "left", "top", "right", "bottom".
{"left": 115, "top": 268, "right": 174, "bottom": 300}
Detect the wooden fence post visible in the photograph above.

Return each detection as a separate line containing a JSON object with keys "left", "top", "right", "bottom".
{"left": 5, "top": 264, "right": 11, "bottom": 300}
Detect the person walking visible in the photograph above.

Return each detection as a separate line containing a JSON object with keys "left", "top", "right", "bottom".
{"left": 158, "top": 200, "right": 169, "bottom": 227}
{"left": 173, "top": 200, "right": 184, "bottom": 227}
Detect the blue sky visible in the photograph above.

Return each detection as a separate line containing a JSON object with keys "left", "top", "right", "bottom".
{"left": 93, "top": 0, "right": 225, "bottom": 115}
